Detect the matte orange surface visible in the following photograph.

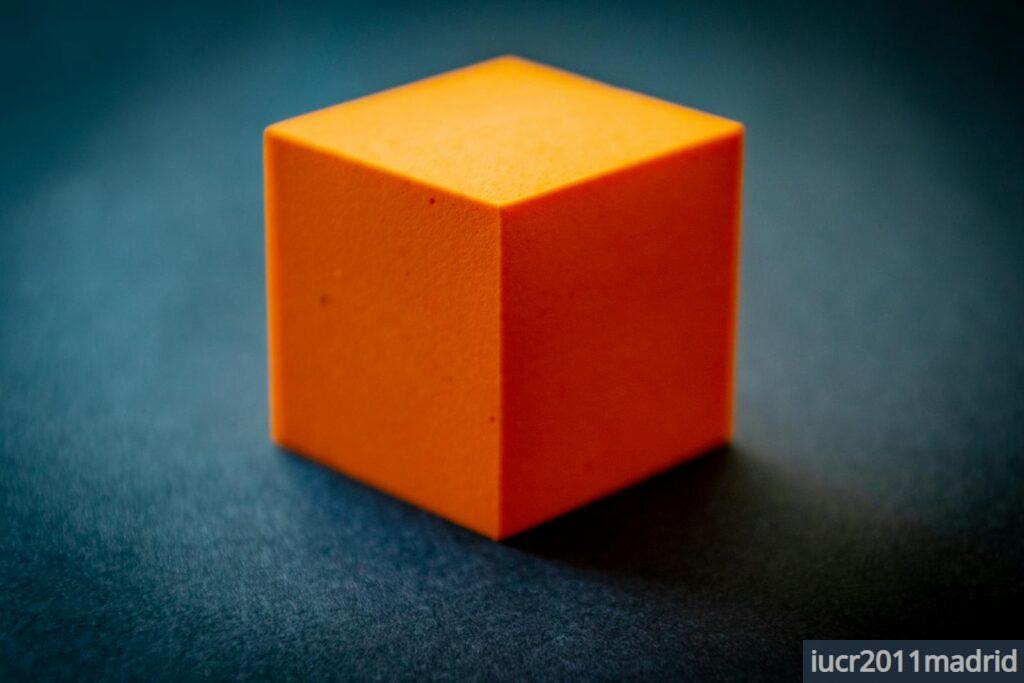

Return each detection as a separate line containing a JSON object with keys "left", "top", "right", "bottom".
{"left": 264, "top": 56, "right": 743, "bottom": 539}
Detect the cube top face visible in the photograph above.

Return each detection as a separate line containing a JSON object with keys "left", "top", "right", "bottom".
{"left": 267, "top": 55, "right": 742, "bottom": 206}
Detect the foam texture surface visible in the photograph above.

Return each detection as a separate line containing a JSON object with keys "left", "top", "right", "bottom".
{"left": 265, "top": 57, "right": 743, "bottom": 538}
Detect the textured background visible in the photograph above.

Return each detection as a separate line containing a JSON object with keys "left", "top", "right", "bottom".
{"left": 2, "top": 0, "right": 1022, "bottom": 679}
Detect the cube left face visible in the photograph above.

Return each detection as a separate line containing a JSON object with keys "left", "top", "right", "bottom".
{"left": 264, "top": 130, "right": 504, "bottom": 538}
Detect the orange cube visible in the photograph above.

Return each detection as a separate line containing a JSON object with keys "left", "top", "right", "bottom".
{"left": 264, "top": 56, "right": 743, "bottom": 539}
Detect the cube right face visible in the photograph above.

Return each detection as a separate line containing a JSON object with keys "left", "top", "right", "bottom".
{"left": 498, "top": 134, "right": 743, "bottom": 537}
{"left": 265, "top": 56, "right": 743, "bottom": 540}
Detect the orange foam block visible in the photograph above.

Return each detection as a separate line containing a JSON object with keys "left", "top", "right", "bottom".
{"left": 264, "top": 56, "right": 743, "bottom": 539}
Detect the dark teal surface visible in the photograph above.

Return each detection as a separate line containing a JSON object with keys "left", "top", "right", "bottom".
{"left": 2, "top": 1, "right": 1023, "bottom": 679}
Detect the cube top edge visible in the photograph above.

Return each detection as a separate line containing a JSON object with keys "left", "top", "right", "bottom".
{"left": 266, "top": 55, "right": 743, "bottom": 206}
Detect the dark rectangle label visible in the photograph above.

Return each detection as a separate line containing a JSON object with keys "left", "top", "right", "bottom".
{"left": 803, "top": 641, "right": 1023, "bottom": 680}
